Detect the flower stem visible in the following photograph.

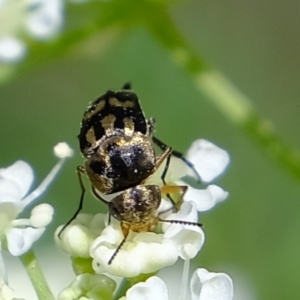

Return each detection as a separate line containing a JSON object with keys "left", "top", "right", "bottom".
{"left": 143, "top": 3, "right": 300, "bottom": 181}
{"left": 114, "top": 278, "right": 132, "bottom": 300}
{"left": 20, "top": 250, "right": 54, "bottom": 300}
{"left": 179, "top": 259, "right": 190, "bottom": 300}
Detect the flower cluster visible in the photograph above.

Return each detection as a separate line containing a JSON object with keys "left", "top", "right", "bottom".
{"left": 57, "top": 268, "right": 233, "bottom": 300}
{"left": 0, "top": 0, "right": 64, "bottom": 63}
{"left": 0, "top": 142, "right": 73, "bottom": 298}
{"left": 56, "top": 139, "right": 233, "bottom": 299}
{"left": 122, "top": 268, "right": 233, "bottom": 300}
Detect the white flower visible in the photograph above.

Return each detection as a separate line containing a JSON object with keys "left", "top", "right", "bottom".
{"left": 0, "top": 275, "right": 26, "bottom": 300}
{"left": 181, "top": 183, "right": 228, "bottom": 212}
{"left": 121, "top": 276, "right": 169, "bottom": 300}
{"left": 91, "top": 224, "right": 178, "bottom": 278}
{"left": 57, "top": 273, "right": 116, "bottom": 300}
{"left": 122, "top": 269, "right": 233, "bottom": 300}
{"left": 190, "top": 268, "right": 234, "bottom": 300}
{"left": 55, "top": 213, "right": 106, "bottom": 258}
{"left": 0, "top": 37, "right": 26, "bottom": 63}
{"left": 154, "top": 139, "right": 230, "bottom": 212}
{"left": 162, "top": 202, "right": 204, "bottom": 259}
{"left": 25, "top": 0, "right": 63, "bottom": 39}
{"left": 90, "top": 201, "right": 204, "bottom": 278}
{"left": 0, "top": 275, "right": 14, "bottom": 300}
{"left": 0, "top": 0, "right": 64, "bottom": 63}
{"left": 0, "top": 142, "right": 73, "bottom": 284}
{"left": 186, "top": 139, "right": 230, "bottom": 182}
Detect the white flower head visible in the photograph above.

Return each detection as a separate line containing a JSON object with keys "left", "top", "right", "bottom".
{"left": 0, "top": 142, "right": 72, "bottom": 283}
{"left": 90, "top": 201, "right": 204, "bottom": 278}
{"left": 57, "top": 273, "right": 116, "bottom": 300}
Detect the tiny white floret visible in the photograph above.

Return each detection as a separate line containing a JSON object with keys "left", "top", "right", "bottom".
{"left": 124, "top": 276, "right": 169, "bottom": 300}
{"left": 0, "top": 37, "right": 26, "bottom": 63}
{"left": 57, "top": 273, "right": 116, "bottom": 300}
{"left": 55, "top": 214, "right": 106, "bottom": 258}
{"left": 190, "top": 268, "right": 234, "bottom": 300}
{"left": 30, "top": 203, "right": 54, "bottom": 227}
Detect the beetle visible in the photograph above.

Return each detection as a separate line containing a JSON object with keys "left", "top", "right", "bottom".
{"left": 58, "top": 84, "right": 200, "bottom": 237}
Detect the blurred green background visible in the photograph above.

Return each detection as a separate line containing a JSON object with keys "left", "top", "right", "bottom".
{"left": 1, "top": 0, "right": 300, "bottom": 299}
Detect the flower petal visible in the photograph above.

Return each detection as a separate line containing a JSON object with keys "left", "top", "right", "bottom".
{"left": 162, "top": 202, "right": 205, "bottom": 259}
{"left": 125, "top": 277, "right": 169, "bottom": 300}
{"left": 182, "top": 183, "right": 229, "bottom": 212}
{"left": 186, "top": 140, "right": 230, "bottom": 182}
{"left": 148, "top": 156, "right": 189, "bottom": 185}
{"left": 190, "top": 268, "right": 234, "bottom": 300}
{"left": 0, "top": 161, "right": 34, "bottom": 202}
{"left": 5, "top": 227, "right": 45, "bottom": 256}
